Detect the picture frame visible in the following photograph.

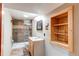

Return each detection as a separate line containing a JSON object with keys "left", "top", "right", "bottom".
{"left": 45, "top": 23, "right": 49, "bottom": 30}
{"left": 37, "top": 20, "right": 43, "bottom": 30}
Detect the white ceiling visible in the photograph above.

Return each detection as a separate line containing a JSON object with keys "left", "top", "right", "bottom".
{"left": 5, "top": 8, "right": 38, "bottom": 20}
{"left": 3, "top": 3, "right": 63, "bottom": 19}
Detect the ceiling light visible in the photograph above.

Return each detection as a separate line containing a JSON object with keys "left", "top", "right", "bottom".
{"left": 35, "top": 16, "right": 45, "bottom": 21}
{"left": 24, "top": 15, "right": 28, "bottom": 17}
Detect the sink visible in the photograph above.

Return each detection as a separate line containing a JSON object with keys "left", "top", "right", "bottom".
{"left": 32, "top": 37, "right": 39, "bottom": 39}
{"left": 29, "top": 37, "right": 44, "bottom": 41}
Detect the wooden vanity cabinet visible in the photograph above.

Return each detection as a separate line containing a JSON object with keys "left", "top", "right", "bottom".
{"left": 28, "top": 37, "right": 45, "bottom": 56}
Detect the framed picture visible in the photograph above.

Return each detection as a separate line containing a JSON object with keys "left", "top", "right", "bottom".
{"left": 45, "top": 23, "right": 49, "bottom": 30}
{"left": 37, "top": 20, "right": 43, "bottom": 30}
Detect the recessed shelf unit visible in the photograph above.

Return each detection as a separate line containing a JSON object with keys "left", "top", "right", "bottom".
{"left": 50, "top": 6, "right": 73, "bottom": 52}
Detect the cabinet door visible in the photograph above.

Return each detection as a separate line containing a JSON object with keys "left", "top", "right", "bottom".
{"left": 29, "top": 40, "right": 34, "bottom": 56}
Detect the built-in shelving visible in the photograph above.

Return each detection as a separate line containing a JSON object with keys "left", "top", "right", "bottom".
{"left": 50, "top": 6, "right": 73, "bottom": 52}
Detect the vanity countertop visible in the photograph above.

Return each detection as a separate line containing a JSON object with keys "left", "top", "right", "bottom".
{"left": 29, "top": 37, "right": 44, "bottom": 41}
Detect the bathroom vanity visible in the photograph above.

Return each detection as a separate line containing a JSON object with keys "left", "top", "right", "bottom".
{"left": 28, "top": 37, "right": 45, "bottom": 56}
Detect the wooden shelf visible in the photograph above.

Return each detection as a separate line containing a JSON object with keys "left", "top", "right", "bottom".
{"left": 51, "top": 41, "right": 68, "bottom": 49}
{"left": 54, "top": 32, "right": 67, "bottom": 35}
{"left": 53, "top": 23, "right": 68, "bottom": 26}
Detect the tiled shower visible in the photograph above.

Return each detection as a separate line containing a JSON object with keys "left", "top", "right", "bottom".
{"left": 12, "top": 19, "right": 32, "bottom": 43}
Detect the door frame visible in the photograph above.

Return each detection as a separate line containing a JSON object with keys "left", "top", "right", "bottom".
{"left": 0, "top": 3, "right": 2, "bottom": 56}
